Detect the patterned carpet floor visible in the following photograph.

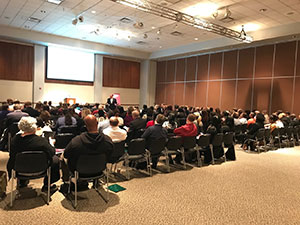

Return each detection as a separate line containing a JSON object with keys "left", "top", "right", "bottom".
{"left": 0, "top": 146, "right": 300, "bottom": 225}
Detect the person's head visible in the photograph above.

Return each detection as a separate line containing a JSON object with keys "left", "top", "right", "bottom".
{"left": 110, "top": 94, "right": 114, "bottom": 98}
{"left": 18, "top": 117, "right": 37, "bottom": 134}
{"left": 109, "top": 116, "right": 119, "bottom": 127}
{"left": 132, "top": 110, "right": 140, "bottom": 119}
{"left": 186, "top": 114, "right": 196, "bottom": 124}
{"left": 13, "top": 104, "right": 22, "bottom": 110}
{"left": 255, "top": 113, "right": 265, "bottom": 124}
{"left": 81, "top": 107, "right": 91, "bottom": 118}
{"left": 155, "top": 114, "right": 165, "bottom": 125}
{"left": 24, "top": 101, "right": 32, "bottom": 108}
{"left": 84, "top": 115, "right": 98, "bottom": 133}
{"left": 40, "top": 110, "right": 50, "bottom": 122}
{"left": 127, "top": 106, "right": 134, "bottom": 116}
{"left": 1, "top": 104, "right": 8, "bottom": 111}
{"left": 7, "top": 98, "right": 13, "bottom": 105}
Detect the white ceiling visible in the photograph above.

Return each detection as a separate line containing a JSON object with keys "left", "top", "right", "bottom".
{"left": 1, "top": 0, "right": 300, "bottom": 53}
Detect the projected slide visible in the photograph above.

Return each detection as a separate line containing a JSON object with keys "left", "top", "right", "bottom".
{"left": 47, "top": 46, "right": 94, "bottom": 82}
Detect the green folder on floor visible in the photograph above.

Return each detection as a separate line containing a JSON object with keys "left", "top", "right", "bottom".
{"left": 108, "top": 184, "right": 126, "bottom": 193}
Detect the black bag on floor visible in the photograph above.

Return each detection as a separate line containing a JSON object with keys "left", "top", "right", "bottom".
{"left": 0, "top": 171, "right": 7, "bottom": 200}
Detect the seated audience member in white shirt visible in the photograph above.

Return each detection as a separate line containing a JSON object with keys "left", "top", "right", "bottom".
{"left": 103, "top": 116, "right": 127, "bottom": 142}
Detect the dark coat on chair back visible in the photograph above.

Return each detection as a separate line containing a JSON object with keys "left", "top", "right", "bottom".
{"left": 64, "top": 132, "right": 114, "bottom": 172}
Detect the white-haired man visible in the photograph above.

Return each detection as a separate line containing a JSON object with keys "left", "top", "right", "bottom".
{"left": 6, "top": 117, "right": 60, "bottom": 191}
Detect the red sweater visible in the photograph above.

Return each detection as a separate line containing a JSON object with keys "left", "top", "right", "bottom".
{"left": 174, "top": 123, "right": 197, "bottom": 137}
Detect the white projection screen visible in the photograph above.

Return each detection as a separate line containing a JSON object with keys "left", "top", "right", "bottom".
{"left": 47, "top": 46, "right": 95, "bottom": 82}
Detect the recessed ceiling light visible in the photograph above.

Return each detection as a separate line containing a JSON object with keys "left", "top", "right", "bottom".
{"left": 159, "top": 46, "right": 162, "bottom": 48}
{"left": 91, "top": 10, "right": 96, "bottom": 14}
{"left": 184, "top": 3, "right": 218, "bottom": 17}
{"left": 194, "top": 37, "right": 198, "bottom": 40}
{"left": 47, "top": 0, "right": 63, "bottom": 5}
{"left": 259, "top": 8, "right": 267, "bottom": 13}
{"left": 151, "top": 26, "right": 155, "bottom": 29}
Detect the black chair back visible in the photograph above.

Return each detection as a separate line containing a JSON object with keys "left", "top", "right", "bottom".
{"left": 223, "top": 132, "right": 234, "bottom": 146}
{"left": 60, "top": 125, "right": 78, "bottom": 135}
{"left": 256, "top": 128, "right": 265, "bottom": 140}
{"left": 8, "top": 122, "right": 19, "bottom": 137}
{"left": 183, "top": 136, "right": 196, "bottom": 149}
{"left": 264, "top": 128, "right": 271, "bottom": 141}
{"left": 241, "top": 124, "right": 247, "bottom": 133}
{"left": 211, "top": 133, "right": 223, "bottom": 147}
{"left": 148, "top": 138, "right": 166, "bottom": 156}
{"left": 55, "top": 133, "right": 75, "bottom": 149}
{"left": 178, "top": 118, "right": 186, "bottom": 127}
{"left": 108, "top": 141, "right": 125, "bottom": 163}
{"left": 286, "top": 126, "right": 293, "bottom": 138}
{"left": 76, "top": 154, "right": 107, "bottom": 175}
{"left": 128, "top": 138, "right": 146, "bottom": 155}
{"left": 15, "top": 151, "right": 49, "bottom": 174}
{"left": 166, "top": 136, "right": 182, "bottom": 150}
{"left": 136, "top": 129, "right": 146, "bottom": 138}
{"left": 197, "top": 134, "right": 210, "bottom": 148}
{"left": 234, "top": 125, "right": 242, "bottom": 135}
{"left": 272, "top": 128, "right": 280, "bottom": 137}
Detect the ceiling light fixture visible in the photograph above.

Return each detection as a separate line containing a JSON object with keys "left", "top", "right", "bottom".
{"left": 47, "top": 0, "right": 64, "bottom": 5}
{"left": 111, "top": 0, "right": 253, "bottom": 43}
{"left": 194, "top": 37, "right": 198, "bottom": 40}
{"left": 91, "top": 10, "right": 96, "bottom": 14}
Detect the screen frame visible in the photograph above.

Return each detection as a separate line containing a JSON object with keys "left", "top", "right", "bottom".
{"left": 45, "top": 46, "right": 95, "bottom": 85}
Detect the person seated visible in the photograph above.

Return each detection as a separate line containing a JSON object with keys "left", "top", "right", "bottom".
{"left": 141, "top": 114, "right": 167, "bottom": 168}
{"left": 173, "top": 114, "right": 198, "bottom": 137}
{"left": 6, "top": 117, "right": 60, "bottom": 191}
{"left": 55, "top": 109, "right": 77, "bottom": 133}
{"left": 98, "top": 114, "right": 110, "bottom": 132}
{"left": 60, "top": 115, "right": 113, "bottom": 192}
{"left": 146, "top": 113, "right": 158, "bottom": 128}
{"left": 22, "top": 101, "right": 40, "bottom": 118}
{"left": 103, "top": 116, "right": 127, "bottom": 142}
{"left": 124, "top": 106, "right": 134, "bottom": 127}
{"left": 172, "top": 114, "right": 198, "bottom": 163}
{"left": 126, "top": 110, "right": 147, "bottom": 142}
{"left": 6, "top": 104, "right": 29, "bottom": 128}
{"left": 162, "top": 113, "right": 178, "bottom": 133}
{"left": 243, "top": 113, "right": 265, "bottom": 151}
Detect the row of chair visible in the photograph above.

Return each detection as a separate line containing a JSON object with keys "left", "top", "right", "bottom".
{"left": 109, "top": 132, "right": 235, "bottom": 179}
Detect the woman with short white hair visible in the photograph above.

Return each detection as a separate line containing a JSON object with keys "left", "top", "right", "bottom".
{"left": 6, "top": 116, "right": 60, "bottom": 191}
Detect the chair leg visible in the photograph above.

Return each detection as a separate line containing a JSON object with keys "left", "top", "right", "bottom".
{"left": 10, "top": 170, "right": 15, "bottom": 207}
{"left": 164, "top": 148, "right": 170, "bottom": 173}
{"left": 74, "top": 171, "right": 78, "bottom": 209}
{"left": 196, "top": 148, "right": 202, "bottom": 167}
{"left": 106, "top": 169, "right": 109, "bottom": 202}
{"left": 125, "top": 153, "right": 130, "bottom": 180}
{"left": 147, "top": 151, "right": 153, "bottom": 176}
{"left": 210, "top": 145, "right": 215, "bottom": 165}
{"left": 180, "top": 147, "right": 187, "bottom": 169}
{"left": 47, "top": 167, "right": 51, "bottom": 205}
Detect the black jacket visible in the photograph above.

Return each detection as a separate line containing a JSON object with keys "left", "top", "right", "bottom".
{"left": 7, "top": 134, "right": 55, "bottom": 179}
{"left": 22, "top": 107, "right": 40, "bottom": 118}
{"left": 127, "top": 118, "right": 147, "bottom": 141}
{"left": 64, "top": 132, "right": 114, "bottom": 172}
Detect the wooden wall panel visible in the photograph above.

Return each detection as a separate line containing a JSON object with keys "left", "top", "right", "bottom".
{"left": 274, "top": 41, "right": 296, "bottom": 77}
{"left": 296, "top": 41, "right": 300, "bottom": 76}
{"left": 0, "top": 41, "right": 33, "bottom": 81}
{"left": 103, "top": 57, "right": 140, "bottom": 88}
{"left": 176, "top": 59, "right": 185, "bottom": 81}
{"left": 195, "top": 82, "right": 207, "bottom": 107}
{"left": 271, "top": 78, "right": 294, "bottom": 113}
{"left": 236, "top": 80, "right": 252, "bottom": 110}
{"left": 165, "top": 83, "right": 175, "bottom": 105}
{"left": 223, "top": 50, "right": 237, "bottom": 79}
{"left": 207, "top": 81, "right": 221, "bottom": 108}
{"left": 255, "top": 45, "right": 274, "bottom": 78}
{"left": 209, "top": 53, "right": 222, "bottom": 80}
{"left": 197, "top": 55, "right": 209, "bottom": 80}
{"left": 155, "top": 83, "right": 166, "bottom": 104}
{"left": 186, "top": 56, "right": 196, "bottom": 81}
{"left": 156, "top": 61, "right": 166, "bottom": 83}
{"left": 221, "top": 81, "right": 236, "bottom": 110}
{"left": 184, "top": 82, "right": 195, "bottom": 106}
{"left": 252, "top": 79, "right": 272, "bottom": 111}
{"left": 166, "top": 60, "right": 175, "bottom": 82}
{"left": 174, "top": 83, "right": 185, "bottom": 105}
{"left": 293, "top": 77, "right": 300, "bottom": 115}
{"left": 238, "top": 48, "right": 254, "bottom": 78}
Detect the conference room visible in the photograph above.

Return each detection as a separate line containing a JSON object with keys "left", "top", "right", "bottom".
{"left": 1, "top": 0, "right": 300, "bottom": 224}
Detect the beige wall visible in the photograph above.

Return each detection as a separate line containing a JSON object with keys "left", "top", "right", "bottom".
{"left": 0, "top": 80, "right": 32, "bottom": 102}
{"left": 101, "top": 87, "right": 140, "bottom": 105}
{"left": 43, "top": 83, "right": 94, "bottom": 104}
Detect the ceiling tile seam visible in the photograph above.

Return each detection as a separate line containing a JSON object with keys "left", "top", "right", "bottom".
{"left": 0, "top": 0, "right": 11, "bottom": 18}
{"left": 9, "top": 0, "right": 29, "bottom": 26}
